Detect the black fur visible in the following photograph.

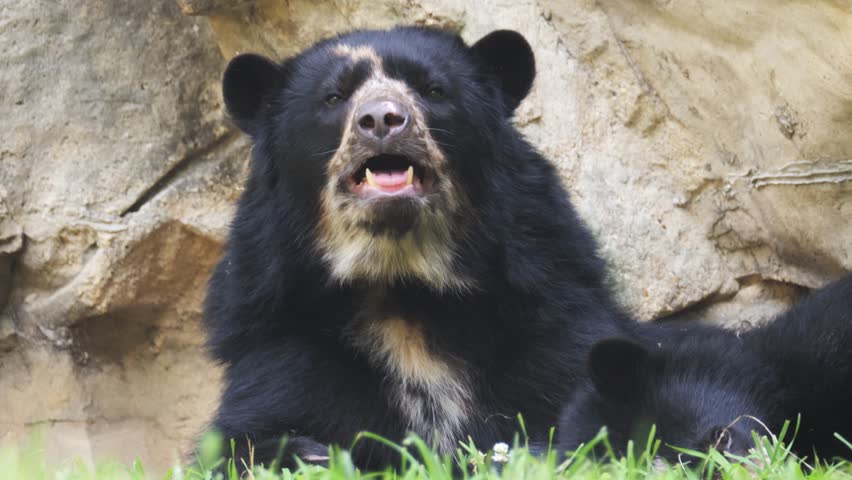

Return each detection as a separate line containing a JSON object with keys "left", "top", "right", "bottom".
{"left": 745, "top": 274, "right": 852, "bottom": 460}
{"left": 204, "top": 27, "right": 634, "bottom": 469}
{"left": 557, "top": 274, "right": 852, "bottom": 462}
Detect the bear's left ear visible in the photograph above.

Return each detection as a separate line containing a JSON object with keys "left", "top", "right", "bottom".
{"left": 588, "top": 337, "right": 661, "bottom": 403}
{"left": 471, "top": 30, "right": 536, "bottom": 114}
{"left": 223, "top": 53, "right": 288, "bottom": 136}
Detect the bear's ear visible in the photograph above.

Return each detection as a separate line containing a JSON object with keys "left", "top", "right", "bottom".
{"left": 588, "top": 337, "right": 660, "bottom": 403}
{"left": 471, "top": 30, "right": 536, "bottom": 114}
{"left": 223, "top": 53, "right": 287, "bottom": 136}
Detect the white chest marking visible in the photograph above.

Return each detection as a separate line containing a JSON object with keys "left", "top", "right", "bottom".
{"left": 352, "top": 317, "right": 473, "bottom": 452}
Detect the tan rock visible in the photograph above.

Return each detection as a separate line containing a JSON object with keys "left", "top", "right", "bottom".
{"left": 0, "top": 0, "right": 231, "bottom": 475}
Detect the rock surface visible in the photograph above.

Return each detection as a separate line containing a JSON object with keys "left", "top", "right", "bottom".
{"left": 0, "top": 0, "right": 233, "bottom": 473}
{"left": 0, "top": 0, "right": 849, "bottom": 474}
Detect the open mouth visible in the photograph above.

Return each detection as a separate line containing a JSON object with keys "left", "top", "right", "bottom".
{"left": 350, "top": 154, "right": 429, "bottom": 198}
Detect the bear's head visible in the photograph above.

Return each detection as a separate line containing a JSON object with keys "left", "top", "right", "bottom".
{"left": 222, "top": 28, "right": 535, "bottom": 291}
{"left": 559, "top": 337, "right": 773, "bottom": 462}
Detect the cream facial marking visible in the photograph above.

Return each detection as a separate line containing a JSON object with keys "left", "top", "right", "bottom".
{"left": 317, "top": 43, "right": 475, "bottom": 292}
{"left": 332, "top": 44, "right": 384, "bottom": 72}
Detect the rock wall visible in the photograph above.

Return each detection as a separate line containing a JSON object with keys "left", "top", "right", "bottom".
{"left": 1, "top": 0, "right": 850, "bottom": 474}
{"left": 0, "top": 0, "right": 233, "bottom": 473}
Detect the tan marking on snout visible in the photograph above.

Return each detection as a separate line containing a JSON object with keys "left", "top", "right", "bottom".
{"left": 346, "top": 315, "right": 473, "bottom": 453}
{"left": 317, "top": 52, "right": 474, "bottom": 292}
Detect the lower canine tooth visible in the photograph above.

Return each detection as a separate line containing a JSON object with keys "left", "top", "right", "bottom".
{"left": 365, "top": 168, "right": 377, "bottom": 187}
{"left": 405, "top": 166, "right": 414, "bottom": 186}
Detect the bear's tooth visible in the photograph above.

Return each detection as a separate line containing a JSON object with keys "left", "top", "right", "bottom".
{"left": 365, "top": 168, "right": 377, "bottom": 187}
{"left": 405, "top": 166, "right": 414, "bottom": 186}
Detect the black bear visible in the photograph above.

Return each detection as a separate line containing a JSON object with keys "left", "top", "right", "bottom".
{"left": 204, "top": 27, "right": 634, "bottom": 469}
{"left": 557, "top": 273, "right": 852, "bottom": 462}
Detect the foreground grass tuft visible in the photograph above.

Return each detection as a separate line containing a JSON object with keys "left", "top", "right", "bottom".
{"left": 3, "top": 425, "right": 851, "bottom": 480}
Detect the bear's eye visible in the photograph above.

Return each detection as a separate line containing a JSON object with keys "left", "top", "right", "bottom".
{"left": 325, "top": 93, "right": 344, "bottom": 106}
{"left": 426, "top": 86, "right": 446, "bottom": 100}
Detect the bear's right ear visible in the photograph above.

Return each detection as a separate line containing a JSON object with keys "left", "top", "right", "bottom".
{"left": 588, "top": 337, "right": 660, "bottom": 403}
{"left": 223, "top": 53, "right": 287, "bottom": 136}
{"left": 471, "top": 30, "right": 536, "bottom": 115}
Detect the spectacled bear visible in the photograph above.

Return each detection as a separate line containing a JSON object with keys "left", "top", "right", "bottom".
{"left": 203, "top": 27, "right": 635, "bottom": 469}
{"left": 557, "top": 274, "right": 852, "bottom": 462}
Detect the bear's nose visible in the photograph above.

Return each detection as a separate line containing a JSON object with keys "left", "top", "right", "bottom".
{"left": 355, "top": 99, "right": 409, "bottom": 141}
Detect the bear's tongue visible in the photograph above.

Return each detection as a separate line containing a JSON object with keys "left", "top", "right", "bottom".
{"left": 365, "top": 166, "right": 413, "bottom": 192}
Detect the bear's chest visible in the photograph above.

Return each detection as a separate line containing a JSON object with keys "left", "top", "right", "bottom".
{"left": 345, "top": 315, "right": 474, "bottom": 452}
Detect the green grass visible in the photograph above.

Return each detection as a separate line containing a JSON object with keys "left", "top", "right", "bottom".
{"left": 3, "top": 424, "right": 851, "bottom": 480}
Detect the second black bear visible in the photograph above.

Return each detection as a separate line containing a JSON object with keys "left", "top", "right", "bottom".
{"left": 204, "top": 27, "right": 634, "bottom": 469}
{"left": 557, "top": 274, "right": 852, "bottom": 462}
